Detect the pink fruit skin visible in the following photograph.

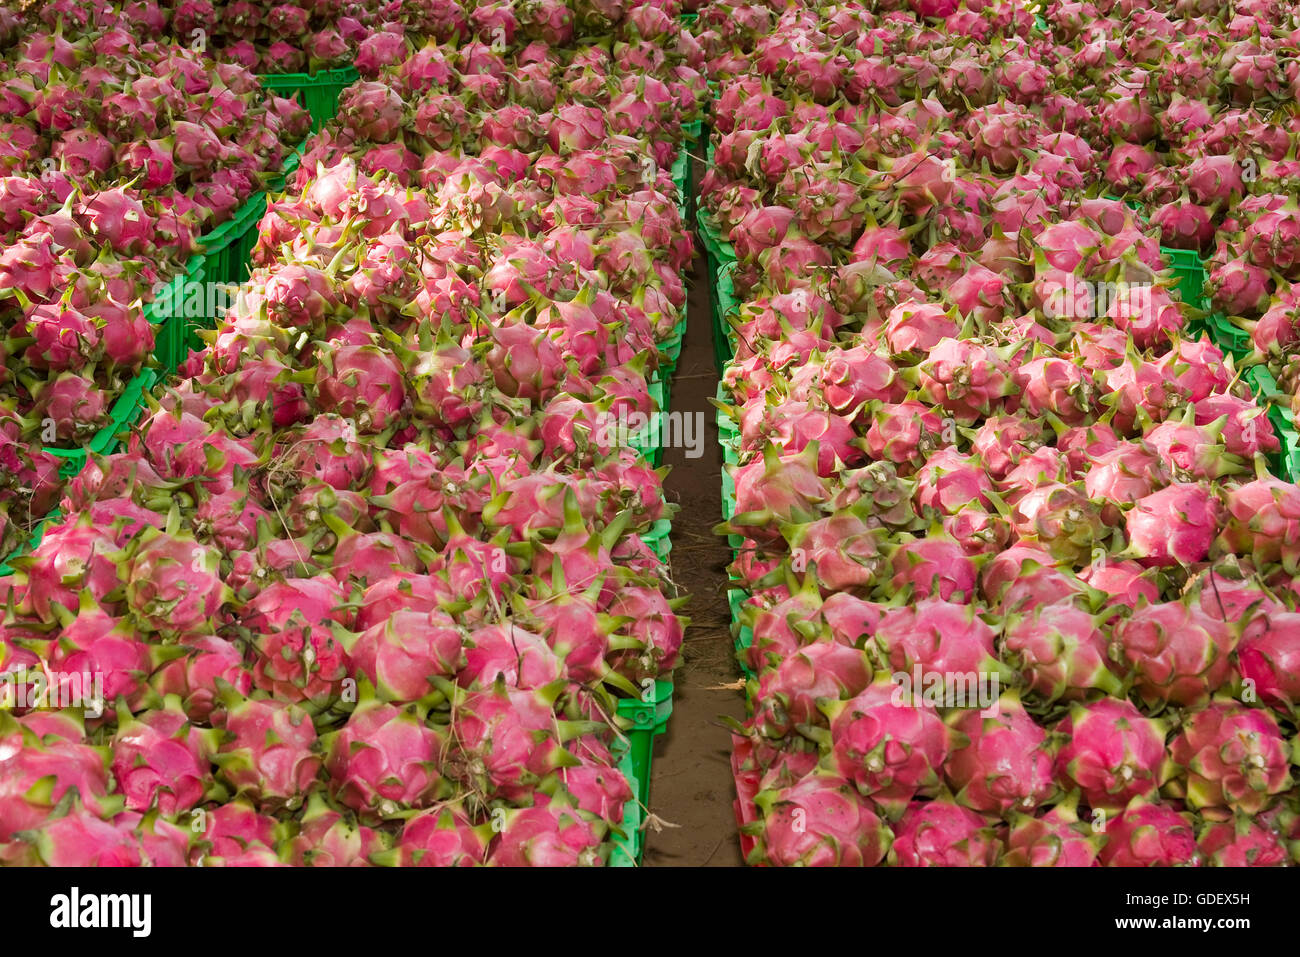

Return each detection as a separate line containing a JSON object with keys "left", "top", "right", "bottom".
{"left": 1237, "top": 613, "right": 1300, "bottom": 714}
{"left": 111, "top": 707, "right": 210, "bottom": 816}
{"left": 327, "top": 703, "right": 443, "bottom": 816}
{"left": 1096, "top": 802, "right": 1200, "bottom": 867}
{"left": 826, "top": 682, "right": 950, "bottom": 816}
{"left": 1003, "top": 805, "right": 1102, "bottom": 867}
{"left": 1198, "top": 821, "right": 1288, "bottom": 867}
{"left": 349, "top": 610, "right": 464, "bottom": 703}
{"left": 216, "top": 698, "right": 321, "bottom": 806}
{"left": 755, "top": 773, "right": 891, "bottom": 866}
{"left": 1053, "top": 699, "right": 1167, "bottom": 814}
{"left": 946, "top": 699, "right": 1056, "bottom": 816}
{"left": 1126, "top": 483, "right": 1222, "bottom": 567}
{"left": 1169, "top": 704, "right": 1291, "bottom": 815}
{"left": 889, "top": 800, "right": 1001, "bottom": 866}
{"left": 752, "top": 643, "right": 871, "bottom": 740}
{"left": 1112, "top": 602, "right": 1236, "bottom": 707}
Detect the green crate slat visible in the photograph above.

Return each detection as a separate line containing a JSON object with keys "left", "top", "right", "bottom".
{"left": 1244, "top": 366, "right": 1300, "bottom": 482}
{"left": 729, "top": 588, "right": 755, "bottom": 682}
{"left": 639, "top": 518, "right": 672, "bottom": 566}
{"left": 37, "top": 255, "right": 201, "bottom": 484}
{"left": 7, "top": 366, "right": 160, "bottom": 573}
{"left": 671, "top": 145, "right": 690, "bottom": 225}
{"left": 258, "top": 65, "right": 359, "bottom": 132}
{"left": 626, "top": 376, "right": 665, "bottom": 467}
{"left": 1205, "top": 311, "right": 1254, "bottom": 360}
{"left": 713, "top": 260, "right": 739, "bottom": 370}
{"left": 1161, "top": 246, "right": 1206, "bottom": 311}
{"left": 149, "top": 258, "right": 207, "bottom": 374}
{"left": 610, "top": 679, "right": 674, "bottom": 866}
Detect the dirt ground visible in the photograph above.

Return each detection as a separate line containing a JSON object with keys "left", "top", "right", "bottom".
{"left": 643, "top": 226, "right": 749, "bottom": 866}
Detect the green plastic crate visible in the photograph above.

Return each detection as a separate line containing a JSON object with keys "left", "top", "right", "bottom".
{"left": 1244, "top": 366, "right": 1300, "bottom": 482}
{"left": 658, "top": 312, "right": 688, "bottom": 378}
{"left": 627, "top": 377, "right": 666, "bottom": 467}
{"left": 713, "top": 261, "right": 739, "bottom": 370}
{"left": 3, "top": 361, "right": 160, "bottom": 574}
{"left": 200, "top": 191, "right": 269, "bottom": 288}
{"left": 143, "top": 256, "right": 205, "bottom": 375}
{"left": 640, "top": 518, "right": 673, "bottom": 567}
{"left": 671, "top": 145, "right": 690, "bottom": 228}
{"left": 1205, "top": 311, "right": 1254, "bottom": 360}
{"left": 730, "top": 589, "right": 755, "bottom": 682}
{"left": 259, "top": 65, "right": 359, "bottom": 132}
{"left": 609, "top": 679, "right": 674, "bottom": 866}
{"left": 1162, "top": 246, "right": 1206, "bottom": 311}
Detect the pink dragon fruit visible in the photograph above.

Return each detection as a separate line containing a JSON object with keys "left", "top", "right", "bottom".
{"left": 750, "top": 772, "right": 892, "bottom": 866}
{"left": 1111, "top": 600, "right": 1237, "bottom": 707}
{"left": 121, "top": 524, "right": 226, "bottom": 633}
{"left": 1096, "top": 800, "right": 1200, "bottom": 867}
{"left": 946, "top": 691, "right": 1056, "bottom": 816}
{"left": 872, "top": 598, "right": 1004, "bottom": 689}
{"left": 818, "top": 678, "right": 953, "bottom": 818}
{"left": 1168, "top": 703, "right": 1292, "bottom": 815}
{"left": 242, "top": 576, "right": 354, "bottom": 709}
{"left": 347, "top": 609, "right": 464, "bottom": 704}
{"left": 1236, "top": 613, "right": 1300, "bottom": 714}
{"left": 1197, "top": 820, "right": 1288, "bottom": 867}
{"left": 750, "top": 642, "right": 872, "bottom": 741}
{"left": 214, "top": 696, "right": 322, "bottom": 809}
{"left": 1125, "top": 483, "right": 1222, "bottom": 566}
{"left": 378, "top": 808, "right": 489, "bottom": 867}
{"left": 486, "top": 797, "right": 604, "bottom": 867}
{"left": 915, "top": 338, "right": 1013, "bottom": 423}
{"left": 150, "top": 635, "right": 252, "bottom": 722}
{"left": 1002, "top": 796, "right": 1104, "bottom": 866}
{"left": 110, "top": 698, "right": 213, "bottom": 816}
{"left": 1002, "top": 602, "right": 1124, "bottom": 701}
{"left": 887, "top": 799, "right": 1002, "bottom": 866}
{"left": 1053, "top": 698, "right": 1168, "bottom": 814}
{"left": 326, "top": 701, "right": 444, "bottom": 819}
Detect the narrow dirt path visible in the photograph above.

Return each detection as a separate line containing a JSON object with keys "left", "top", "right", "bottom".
{"left": 643, "top": 237, "right": 748, "bottom": 867}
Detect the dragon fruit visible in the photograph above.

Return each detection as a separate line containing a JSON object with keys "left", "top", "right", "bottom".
{"left": 1111, "top": 600, "right": 1237, "bottom": 707}
{"left": 110, "top": 698, "right": 213, "bottom": 816}
{"left": 1053, "top": 698, "right": 1168, "bottom": 814}
{"left": 1002, "top": 796, "right": 1104, "bottom": 866}
{"left": 887, "top": 799, "right": 1002, "bottom": 866}
{"left": 346, "top": 610, "right": 464, "bottom": 704}
{"left": 750, "top": 772, "right": 892, "bottom": 866}
{"left": 1096, "top": 800, "right": 1199, "bottom": 867}
{"left": 1125, "top": 483, "right": 1222, "bottom": 567}
{"left": 214, "top": 695, "right": 321, "bottom": 809}
{"left": 946, "top": 689, "right": 1056, "bottom": 816}
{"left": 1168, "top": 703, "right": 1291, "bottom": 816}
{"left": 1002, "top": 602, "right": 1123, "bottom": 701}
{"left": 121, "top": 523, "right": 227, "bottom": 634}
{"left": 1197, "top": 820, "right": 1288, "bottom": 867}
{"left": 326, "top": 701, "right": 444, "bottom": 819}
{"left": 750, "top": 643, "right": 872, "bottom": 741}
{"left": 1236, "top": 613, "right": 1300, "bottom": 714}
{"left": 816, "top": 677, "right": 952, "bottom": 818}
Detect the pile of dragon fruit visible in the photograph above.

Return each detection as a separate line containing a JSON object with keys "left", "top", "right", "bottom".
{"left": 0, "top": 18, "right": 310, "bottom": 561}
{"left": 703, "top": 0, "right": 1300, "bottom": 866}
{"left": 0, "top": 3, "right": 696, "bottom": 866}
{"left": 18, "top": 0, "right": 372, "bottom": 72}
